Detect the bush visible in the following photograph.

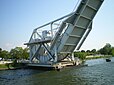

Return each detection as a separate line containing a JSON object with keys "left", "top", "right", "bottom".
{"left": 74, "top": 52, "right": 87, "bottom": 60}
{"left": 11, "top": 59, "right": 18, "bottom": 67}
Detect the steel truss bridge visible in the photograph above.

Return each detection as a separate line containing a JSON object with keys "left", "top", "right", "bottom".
{"left": 25, "top": 0, "right": 104, "bottom": 66}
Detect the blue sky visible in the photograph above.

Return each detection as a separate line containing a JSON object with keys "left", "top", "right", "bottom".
{"left": 0, "top": 0, "right": 114, "bottom": 51}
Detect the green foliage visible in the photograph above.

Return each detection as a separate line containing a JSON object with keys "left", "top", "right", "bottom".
{"left": 11, "top": 59, "right": 26, "bottom": 68}
{"left": 91, "top": 49, "right": 96, "bottom": 53}
{"left": 0, "top": 48, "right": 2, "bottom": 52}
{"left": 5, "top": 63, "right": 11, "bottom": 69}
{"left": 0, "top": 50, "right": 10, "bottom": 59}
{"left": 86, "top": 50, "right": 91, "bottom": 53}
{"left": 111, "top": 47, "right": 114, "bottom": 56}
{"left": 10, "top": 47, "right": 23, "bottom": 59}
{"left": 22, "top": 48, "right": 29, "bottom": 59}
{"left": 0, "top": 47, "right": 29, "bottom": 60}
{"left": 98, "top": 43, "right": 112, "bottom": 55}
{"left": 74, "top": 52, "right": 87, "bottom": 60}
{"left": 81, "top": 50, "right": 85, "bottom": 52}
{"left": 0, "top": 64, "right": 8, "bottom": 68}
{"left": 10, "top": 47, "right": 29, "bottom": 60}
{"left": 0, "top": 43, "right": 114, "bottom": 61}
{"left": 11, "top": 59, "right": 18, "bottom": 67}
{"left": 74, "top": 43, "right": 114, "bottom": 60}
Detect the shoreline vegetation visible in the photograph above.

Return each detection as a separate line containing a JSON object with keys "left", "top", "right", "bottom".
{"left": 0, "top": 55, "right": 113, "bottom": 70}
{"left": 0, "top": 60, "right": 27, "bottom": 70}
{"left": 0, "top": 63, "right": 27, "bottom": 70}
{"left": 0, "top": 43, "right": 114, "bottom": 70}
{"left": 85, "top": 55, "right": 112, "bottom": 60}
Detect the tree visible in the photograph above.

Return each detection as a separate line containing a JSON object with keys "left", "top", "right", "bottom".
{"left": 0, "top": 48, "right": 2, "bottom": 52}
{"left": 98, "top": 43, "right": 112, "bottom": 55}
{"left": 111, "top": 47, "right": 114, "bottom": 56}
{"left": 86, "top": 50, "right": 91, "bottom": 53}
{"left": 81, "top": 50, "right": 85, "bottom": 52}
{"left": 91, "top": 49, "right": 96, "bottom": 53}
{"left": 10, "top": 47, "right": 29, "bottom": 60}
{"left": 22, "top": 47, "right": 29, "bottom": 59}
{"left": 74, "top": 52, "right": 87, "bottom": 60}
{"left": 0, "top": 50, "right": 9, "bottom": 59}
{"left": 0, "top": 48, "right": 2, "bottom": 58}
{"left": 10, "top": 47, "right": 23, "bottom": 59}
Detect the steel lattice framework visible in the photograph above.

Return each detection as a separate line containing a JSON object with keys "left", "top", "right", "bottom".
{"left": 25, "top": 0, "right": 104, "bottom": 65}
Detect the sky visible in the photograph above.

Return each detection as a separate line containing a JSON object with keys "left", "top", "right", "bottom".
{"left": 0, "top": 0, "right": 114, "bottom": 51}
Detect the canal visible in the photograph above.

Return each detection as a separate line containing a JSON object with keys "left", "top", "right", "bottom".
{"left": 0, "top": 57, "right": 114, "bottom": 85}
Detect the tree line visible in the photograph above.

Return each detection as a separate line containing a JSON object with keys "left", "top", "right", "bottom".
{"left": 0, "top": 47, "right": 29, "bottom": 60}
{"left": 0, "top": 43, "right": 114, "bottom": 60}
{"left": 74, "top": 43, "right": 114, "bottom": 60}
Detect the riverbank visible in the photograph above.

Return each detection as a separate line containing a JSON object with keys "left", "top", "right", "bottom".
{"left": 85, "top": 55, "right": 112, "bottom": 60}
{"left": 0, "top": 56, "right": 112, "bottom": 71}
{"left": 0, "top": 64, "right": 9, "bottom": 70}
{"left": 0, "top": 62, "right": 27, "bottom": 70}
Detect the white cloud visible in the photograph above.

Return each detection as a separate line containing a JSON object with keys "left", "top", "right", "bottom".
{"left": 5, "top": 43, "right": 13, "bottom": 47}
{"left": 2, "top": 43, "right": 14, "bottom": 51}
{"left": 18, "top": 43, "right": 27, "bottom": 49}
{"left": 1, "top": 42, "right": 27, "bottom": 51}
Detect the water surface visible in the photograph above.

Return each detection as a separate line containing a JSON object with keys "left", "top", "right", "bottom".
{"left": 0, "top": 57, "right": 114, "bottom": 85}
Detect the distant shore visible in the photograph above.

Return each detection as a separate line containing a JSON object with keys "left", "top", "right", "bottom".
{"left": 85, "top": 55, "right": 112, "bottom": 60}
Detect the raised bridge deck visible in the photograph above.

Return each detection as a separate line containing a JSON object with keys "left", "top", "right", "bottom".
{"left": 25, "top": 0, "right": 104, "bottom": 68}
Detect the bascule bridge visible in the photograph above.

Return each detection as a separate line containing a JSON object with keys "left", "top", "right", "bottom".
{"left": 25, "top": 0, "right": 104, "bottom": 69}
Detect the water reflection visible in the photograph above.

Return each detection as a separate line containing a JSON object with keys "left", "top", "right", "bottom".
{"left": 0, "top": 57, "right": 114, "bottom": 85}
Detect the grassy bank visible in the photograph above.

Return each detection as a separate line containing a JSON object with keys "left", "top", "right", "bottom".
{"left": 0, "top": 62, "right": 27, "bottom": 70}
{"left": 0, "top": 64, "right": 13, "bottom": 70}
{"left": 0, "top": 64, "right": 8, "bottom": 69}
{"left": 85, "top": 55, "right": 112, "bottom": 60}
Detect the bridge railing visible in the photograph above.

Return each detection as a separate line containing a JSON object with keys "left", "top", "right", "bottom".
{"left": 28, "top": 12, "right": 76, "bottom": 44}
{"left": 27, "top": 0, "right": 82, "bottom": 44}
